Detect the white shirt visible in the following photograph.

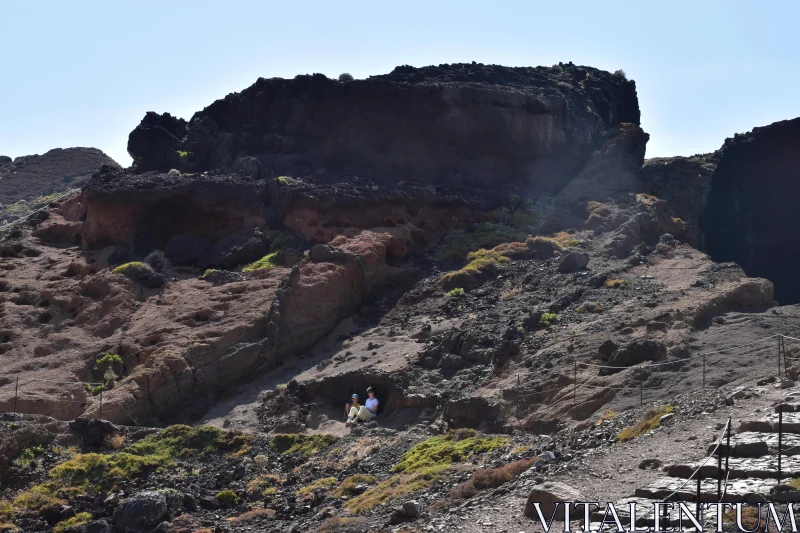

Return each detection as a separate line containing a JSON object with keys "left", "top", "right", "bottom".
{"left": 366, "top": 397, "right": 379, "bottom": 412}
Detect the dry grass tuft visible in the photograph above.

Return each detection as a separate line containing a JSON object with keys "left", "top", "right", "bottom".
{"left": 617, "top": 405, "right": 673, "bottom": 443}
{"left": 450, "top": 458, "right": 535, "bottom": 499}
{"left": 228, "top": 508, "right": 276, "bottom": 524}
{"left": 604, "top": 278, "right": 628, "bottom": 289}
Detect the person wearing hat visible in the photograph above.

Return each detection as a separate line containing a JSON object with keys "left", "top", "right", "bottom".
{"left": 344, "top": 393, "right": 361, "bottom": 421}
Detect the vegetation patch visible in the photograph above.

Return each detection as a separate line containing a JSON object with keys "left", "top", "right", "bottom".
{"left": 228, "top": 509, "right": 276, "bottom": 524}
{"left": 53, "top": 512, "right": 92, "bottom": 533}
{"left": 538, "top": 313, "right": 559, "bottom": 327}
{"left": 216, "top": 489, "right": 239, "bottom": 507}
{"left": 128, "top": 425, "right": 251, "bottom": 458}
{"left": 319, "top": 517, "right": 367, "bottom": 532}
{"left": 604, "top": 278, "right": 628, "bottom": 289}
{"left": 391, "top": 429, "right": 507, "bottom": 474}
{"left": 435, "top": 223, "right": 522, "bottom": 264}
{"left": 346, "top": 465, "right": 447, "bottom": 514}
{"left": 617, "top": 405, "right": 674, "bottom": 443}
{"left": 441, "top": 248, "right": 510, "bottom": 289}
{"left": 586, "top": 201, "right": 612, "bottom": 217}
{"left": 201, "top": 269, "right": 216, "bottom": 280}
{"left": 450, "top": 458, "right": 535, "bottom": 499}
{"left": 12, "top": 486, "right": 64, "bottom": 512}
{"left": 270, "top": 434, "right": 337, "bottom": 456}
{"left": 243, "top": 252, "right": 278, "bottom": 272}
{"left": 176, "top": 150, "right": 188, "bottom": 160}
{"left": 297, "top": 477, "right": 337, "bottom": 499}
{"left": 595, "top": 410, "right": 617, "bottom": 426}
{"left": 446, "top": 287, "right": 464, "bottom": 297}
{"left": 111, "top": 262, "right": 152, "bottom": 276}
{"left": 577, "top": 301, "right": 604, "bottom": 313}
{"left": 551, "top": 232, "right": 580, "bottom": 248}
{"left": 333, "top": 474, "right": 377, "bottom": 497}
{"left": 524, "top": 236, "right": 562, "bottom": 258}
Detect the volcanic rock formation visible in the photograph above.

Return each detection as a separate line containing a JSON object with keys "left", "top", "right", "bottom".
{"left": 128, "top": 63, "right": 640, "bottom": 194}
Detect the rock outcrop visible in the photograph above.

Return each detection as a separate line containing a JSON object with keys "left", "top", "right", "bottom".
{"left": 0, "top": 148, "right": 120, "bottom": 217}
{"left": 128, "top": 63, "right": 640, "bottom": 194}
{"left": 700, "top": 117, "right": 800, "bottom": 304}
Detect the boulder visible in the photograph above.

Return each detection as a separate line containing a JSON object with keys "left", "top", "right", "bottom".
{"left": 524, "top": 481, "right": 584, "bottom": 520}
{"left": 84, "top": 520, "right": 113, "bottom": 533}
{"left": 0, "top": 155, "right": 11, "bottom": 165}
{"left": 603, "top": 339, "right": 667, "bottom": 373}
{"left": 165, "top": 234, "right": 212, "bottom": 266}
{"left": 598, "top": 340, "right": 618, "bottom": 358}
{"left": 233, "top": 156, "right": 261, "bottom": 178}
{"left": 201, "top": 228, "right": 269, "bottom": 269}
{"left": 112, "top": 491, "right": 168, "bottom": 532}
{"left": 558, "top": 252, "right": 590, "bottom": 273}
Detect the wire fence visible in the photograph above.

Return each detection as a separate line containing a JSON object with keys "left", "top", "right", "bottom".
{"left": 0, "top": 188, "right": 80, "bottom": 234}
{"left": 514, "top": 332, "right": 800, "bottom": 420}
{"left": 2, "top": 332, "right": 800, "bottom": 429}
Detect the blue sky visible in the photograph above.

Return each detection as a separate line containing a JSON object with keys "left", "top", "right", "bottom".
{"left": 2, "top": 0, "right": 797, "bottom": 167}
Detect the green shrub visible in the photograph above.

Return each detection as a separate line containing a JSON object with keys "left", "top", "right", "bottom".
{"left": 94, "top": 353, "right": 122, "bottom": 370}
{"left": 12, "top": 486, "right": 63, "bottom": 512}
{"left": 270, "top": 434, "right": 337, "bottom": 455}
{"left": 391, "top": 430, "right": 507, "bottom": 474}
{"left": 338, "top": 73, "right": 354, "bottom": 82}
{"left": 446, "top": 288, "right": 464, "bottom": 297}
{"left": 216, "top": 489, "right": 239, "bottom": 507}
{"left": 243, "top": 252, "right": 278, "bottom": 272}
{"left": 111, "top": 262, "right": 152, "bottom": 276}
{"left": 538, "top": 313, "right": 559, "bottom": 327}
{"left": 54, "top": 512, "right": 92, "bottom": 532}
{"left": 176, "top": 150, "right": 188, "bottom": 160}
{"left": 201, "top": 269, "right": 216, "bottom": 280}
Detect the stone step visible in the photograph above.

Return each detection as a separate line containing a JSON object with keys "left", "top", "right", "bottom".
{"left": 634, "top": 477, "right": 775, "bottom": 503}
{"left": 668, "top": 456, "right": 800, "bottom": 480}
{"left": 591, "top": 498, "right": 672, "bottom": 527}
{"left": 708, "top": 432, "right": 800, "bottom": 457}
{"left": 774, "top": 403, "right": 800, "bottom": 414}
{"left": 740, "top": 413, "right": 800, "bottom": 434}
{"left": 591, "top": 498, "right": 713, "bottom": 529}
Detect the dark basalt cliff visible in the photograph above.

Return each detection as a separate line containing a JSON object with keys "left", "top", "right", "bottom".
{"left": 700, "top": 117, "right": 800, "bottom": 304}
{"left": 127, "top": 63, "right": 640, "bottom": 194}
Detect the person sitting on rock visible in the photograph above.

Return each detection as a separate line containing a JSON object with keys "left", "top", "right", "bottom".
{"left": 346, "top": 387, "right": 379, "bottom": 425}
{"left": 344, "top": 393, "right": 360, "bottom": 421}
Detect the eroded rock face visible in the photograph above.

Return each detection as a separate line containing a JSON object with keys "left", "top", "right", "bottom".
{"left": 128, "top": 63, "right": 640, "bottom": 193}
{"left": 700, "top": 118, "right": 800, "bottom": 304}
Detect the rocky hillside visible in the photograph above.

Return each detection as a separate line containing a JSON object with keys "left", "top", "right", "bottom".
{"left": 1, "top": 63, "right": 799, "bottom": 532}
{"left": 0, "top": 148, "right": 120, "bottom": 225}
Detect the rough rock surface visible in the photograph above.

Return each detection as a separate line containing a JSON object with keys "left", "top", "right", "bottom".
{"left": 0, "top": 148, "right": 119, "bottom": 207}
{"left": 700, "top": 118, "right": 800, "bottom": 305}
{"left": 128, "top": 63, "right": 640, "bottom": 194}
